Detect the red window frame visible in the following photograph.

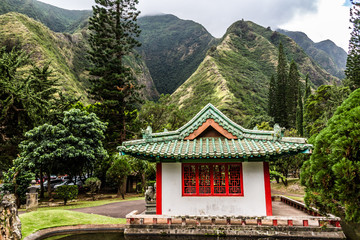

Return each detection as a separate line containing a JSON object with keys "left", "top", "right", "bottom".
{"left": 182, "top": 163, "right": 244, "bottom": 197}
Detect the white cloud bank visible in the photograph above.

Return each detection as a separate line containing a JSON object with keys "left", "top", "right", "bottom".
{"left": 38, "top": 0, "right": 351, "bottom": 51}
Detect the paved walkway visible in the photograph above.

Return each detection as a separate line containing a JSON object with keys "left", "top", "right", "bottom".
{"left": 71, "top": 199, "right": 310, "bottom": 218}
{"left": 70, "top": 199, "right": 145, "bottom": 218}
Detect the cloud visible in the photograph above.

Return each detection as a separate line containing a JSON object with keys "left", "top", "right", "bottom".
{"left": 138, "top": 0, "right": 319, "bottom": 38}
{"left": 279, "top": 0, "right": 351, "bottom": 51}
{"left": 38, "top": 0, "right": 93, "bottom": 10}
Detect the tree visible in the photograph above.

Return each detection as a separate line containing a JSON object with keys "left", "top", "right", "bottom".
{"left": 0, "top": 47, "right": 69, "bottom": 174}
{"left": 137, "top": 94, "right": 187, "bottom": 133}
{"left": 304, "top": 74, "right": 311, "bottom": 103}
{"left": 128, "top": 157, "right": 148, "bottom": 193}
{"left": 296, "top": 86, "right": 304, "bottom": 136}
{"left": 301, "top": 88, "right": 360, "bottom": 226}
{"left": 286, "top": 60, "right": 300, "bottom": 128}
{"left": 106, "top": 154, "right": 131, "bottom": 199}
{"left": 304, "top": 85, "right": 350, "bottom": 138}
{"left": 345, "top": 1, "right": 360, "bottom": 90}
{"left": 17, "top": 109, "right": 108, "bottom": 196}
{"left": 268, "top": 75, "right": 276, "bottom": 118}
{"left": 274, "top": 42, "right": 288, "bottom": 128}
{"left": 88, "top": 0, "right": 142, "bottom": 151}
{"left": 56, "top": 185, "right": 78, "bottom": 206}
{"left": 85, "top": 177, "right": 101, "bottom": 201}
{"left": 1, "top": 161, "right": 34, "bottom": 207}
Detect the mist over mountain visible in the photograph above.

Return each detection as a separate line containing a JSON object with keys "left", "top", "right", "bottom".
{"left": 277, "top": 29, "right": 347, "bottom": 79}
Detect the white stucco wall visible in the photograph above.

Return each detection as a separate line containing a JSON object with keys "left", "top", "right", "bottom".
{"left": 161, "top": 162, "right": 266, "bottom": 216}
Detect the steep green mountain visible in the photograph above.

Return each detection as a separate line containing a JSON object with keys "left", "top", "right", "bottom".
{"left": 138, "top": 14, "right": 217, "bottom": 94}
{"left": 171, "top": 20, "right": 339, "bottom": 125}
{"left": 0, "top": 0, "right": 91, "bottom": 33}
{"left": 0, "top": 12, "right": 158, "bottom": 101}
{"left": 277, "top": 29, "right": 347, "bottom": 79}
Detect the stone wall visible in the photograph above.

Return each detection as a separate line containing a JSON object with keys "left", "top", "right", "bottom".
{"left": 0, "top": 194, "right": 22, "bottom": 240}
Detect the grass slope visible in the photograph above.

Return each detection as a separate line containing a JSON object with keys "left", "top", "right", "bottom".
{"left": 171, "top": 20, "right": 339, "bottom": 125}
{"left": 0, "top": 12, "right": 90, "bottom": 101}
{"left": 0, "top": 0, "right": 91, "bottom": 33}
{"left": 0, "top": 12, "right": 158, "bottom": 101}
{"left": 20, "top": 210, "right": 125, "bottom": 238}
{"left": 138, "top": 14, "right": 217, "bottom": 94}
{"left": 278, "top": 29, "right": 347, "bottom": 79}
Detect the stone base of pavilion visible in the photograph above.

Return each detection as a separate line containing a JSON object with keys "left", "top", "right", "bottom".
{"left": 125, "top": 196, "right": 345, "bottom": 239}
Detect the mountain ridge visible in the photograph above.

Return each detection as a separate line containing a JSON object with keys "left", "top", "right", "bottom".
{"left": 170, "top": 20, "right": 340, "bottom": 125}
{"left": 277, "top": 29, "right": 347, "bottom": 79}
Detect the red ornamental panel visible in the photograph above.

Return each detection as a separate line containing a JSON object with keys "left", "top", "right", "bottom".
{"left": 182, "top": 163, "right": 243, "bottom": 197}
{"left": 213, "top": 165, "right": 226, "bottom": 194}
{"left": 228, "top": 164, "right": 242, "bottom": 194}
{"left": 199, "top": 165, "right": 211, "bottom": 194}
{"left": 183, "top": 165, "right": 196, "bottom": 194}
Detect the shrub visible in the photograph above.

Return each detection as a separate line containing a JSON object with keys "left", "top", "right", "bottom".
{"left": 56, "top": 185, "right": 78, "bottom": 205}
{"left": 85, "top": 177, "right": 101, "bottom": 201}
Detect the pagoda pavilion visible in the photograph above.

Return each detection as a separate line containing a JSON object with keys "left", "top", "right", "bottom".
{"left": 119, "top": 103, "right": 311, "bottom": 217}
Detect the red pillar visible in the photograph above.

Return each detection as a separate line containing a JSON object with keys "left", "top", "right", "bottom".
{"left": 156, "top": 162, "right": 162, "bottom": 215}
{"left": 263, "top": 162, "right": 273, "bottom": 216}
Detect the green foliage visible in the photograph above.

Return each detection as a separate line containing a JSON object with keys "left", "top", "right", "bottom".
{"left": 18, "top": 109, "right": 108, "bottom": 194}
{"left": 56, "top": 185, "right": 78, "bottom": 205}
{"left": 275, "top": 42, "right": 289, "bottom": 127}
{"left": 138, "top": 14, "right": 215, "bottom": 94}
{"left": 304, "top": 85, "right": 350, "bottom": 138}
{"left": 296, "top": 86, "right": 304, "bottom": 136}
{"left": 85, "top": 177, "right": 101, "bottom": 201}
{"left": 127, "top": 157, "right": 151, "bottom": 193}
{"left": 1, "top": 163, "right": 34, "bottom": 206}
{"left": 88, "top": 0, "right": 142, "bottom": 149}
{"left": 345, "top": 1, "right": 360, "bottom": 90}
{"left": 137, "top": 94, "right": 187, "bottom": 133}
{"left": 287, "top": 60, "right": 300, "bottom": 128}
{"left": 301, "top": 88, "right": 360, "bottom": 222}
{"left": 106, "top": 154, "right": 131, "bottom": 199}
{"left": 268, "top": 75, "right": 276, "bottom": 117}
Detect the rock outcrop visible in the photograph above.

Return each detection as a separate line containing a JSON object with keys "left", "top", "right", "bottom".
{"left": 0, "top": 194, "right": 21, "bottom": 240}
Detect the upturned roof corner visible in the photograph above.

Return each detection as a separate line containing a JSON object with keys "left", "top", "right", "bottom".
{"left": 119, "top": 103, "right": 312, "bottom": 161}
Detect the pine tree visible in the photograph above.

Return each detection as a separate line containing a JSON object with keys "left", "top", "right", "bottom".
{"left": 296, "top": 86, "right": 303, "bottom": 136}
{"left": 88, "top": 0, "right": 142, "bottom": 150}
{"left": 287, "top": 60, "right": 300, "bottom": 128}
{"left": 304, "top": 74, "right": 311, "bottom": 102}
{"left": 345, "top": 0, "right": 360, "bottom": 90}
{"left": 274, "top": 42, "right": 288, "bottom": 128}
{"left": 268, "top": 74, "right": 276, "bottom": 117}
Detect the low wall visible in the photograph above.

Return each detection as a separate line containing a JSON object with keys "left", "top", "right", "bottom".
{"left": 0, "top": 194, "right": 22, "bottom": 240}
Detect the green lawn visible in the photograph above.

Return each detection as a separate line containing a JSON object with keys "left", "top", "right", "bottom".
{"left": 19, "top": 196, "right": 144, "bottom": 212}
{"left": 20, "top": 210, "right": 126, "bottom": 239}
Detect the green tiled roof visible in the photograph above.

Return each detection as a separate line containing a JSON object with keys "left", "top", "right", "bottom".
{"left": 118, "top": 104, "right": 312, "bottom": 161}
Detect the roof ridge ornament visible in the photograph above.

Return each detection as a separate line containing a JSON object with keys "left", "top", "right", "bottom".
{"left": 142, "top": 126, "right": 153, "bottom": 141}
{"left": 272, "top": 124, "right": 284, "bottom": 141}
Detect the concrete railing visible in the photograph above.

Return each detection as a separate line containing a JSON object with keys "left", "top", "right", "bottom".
{"left": 126, "top": 210, "right": 341, "bottom": 228}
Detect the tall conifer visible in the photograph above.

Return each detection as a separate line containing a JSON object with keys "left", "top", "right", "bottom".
{"left": 274, "top": 42, "right": 288, "bottom": 127}
{"left": 268, "top": 74, "right": 276, "bottom": 117}
{"left": 304, "top": 74, "right": 311, "bottom": 102}
{"left": 296, "top": 86, "right": 304, "bottom": 136}
{"left": 88, "top": 0, "right": 141, "bottom": 150}
{"left": 287, "top": 60, "right": 300, "bottom": 128}
{"left": 345, "top": 0, "right": 360, "bottom": 90}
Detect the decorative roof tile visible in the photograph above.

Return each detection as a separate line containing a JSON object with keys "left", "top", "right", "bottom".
{"left": 119, "top": 103, "right": 312, "bottom": 162}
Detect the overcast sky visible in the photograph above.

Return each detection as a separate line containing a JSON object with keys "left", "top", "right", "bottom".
{"left": 38, "top": 0, "right": 352, "bottom": 51}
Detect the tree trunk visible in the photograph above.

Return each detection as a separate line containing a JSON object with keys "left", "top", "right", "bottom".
{"left": 141, "top": 173, "right": 146, "bottom": 194}
{"left": 47, "top": 170, "right": 51, "bottom": 198}
{"left": 40, "top": 168, "right": 44, "bottom": 198}
{"left": 275, "top": 176, "right": 280, "bottom": 184}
